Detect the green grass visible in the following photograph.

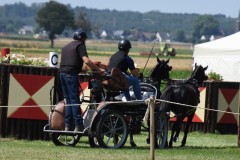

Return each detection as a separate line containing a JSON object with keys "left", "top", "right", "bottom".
{"left": 0, "top": 132, "right": 239, "bottom": 160}
{"left": 1, "top": 38, "right": 193, "bottom": 59}
{"left": 170, "top": 70, "right": 192, "bottom": 79}
{"left": 143, "top": 69, "right": 191, "bottom": 80}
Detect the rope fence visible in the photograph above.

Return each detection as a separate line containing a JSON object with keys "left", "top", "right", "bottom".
{"left": 0, "top": 98, "right": 239, "bottom": 116}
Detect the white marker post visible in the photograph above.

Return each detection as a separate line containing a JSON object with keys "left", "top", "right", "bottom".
{"left": 49, "top": 52, "right": 59, "bottom": 67}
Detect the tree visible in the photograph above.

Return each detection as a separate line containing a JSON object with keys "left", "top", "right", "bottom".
{"left": 192, "top": 15, "right": 221, "bottom": 43}
{"left": 35, "top": 1, "right": 75, "bottom": 48}
{"left": 75, "top": 11, "right": 92, "bottom": 33}
{"left": 175, "top": 30, "right": 186, "bottom": 42}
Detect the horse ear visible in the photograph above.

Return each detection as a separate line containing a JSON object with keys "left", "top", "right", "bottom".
{"left": 203, "top": 66, "right": 208, "bottom": 70}
{"left": 166, "top": 58, "right": 170, "bottom": 63}
{"left": 157, "top": 57, "right": 160, "bottom": 63}
{"left": 195, "top": 63, "right": 197, "bottom": 67}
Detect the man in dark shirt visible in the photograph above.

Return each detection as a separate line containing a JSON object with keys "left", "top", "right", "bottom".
{"left": 108, "top": 39, "right": 142, "bottom": 101}
{"left": 60, "top": 30, "right": 104, "bottom": 132}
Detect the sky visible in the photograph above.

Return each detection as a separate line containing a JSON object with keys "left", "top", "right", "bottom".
{"left": 0, "top": 0, "right": 239, "bottom": 18}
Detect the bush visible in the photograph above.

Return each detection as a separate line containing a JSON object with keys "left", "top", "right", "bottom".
{"left": 208, "top": 71, "right": 223, "bottom": 81}
{"left": 0, "top": 53, "right": 48, "bottom": 66}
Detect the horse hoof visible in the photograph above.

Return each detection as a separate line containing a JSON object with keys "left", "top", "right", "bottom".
{"left": 146, "top": 138, "right": 150, "bottom": 144}
{"left": 130, "top": 142, "right": 137, "bottom": 147}
{"left": 173, "top": 137, "right": 178, "bottom": 142}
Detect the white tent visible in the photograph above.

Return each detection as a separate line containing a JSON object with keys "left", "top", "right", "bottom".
{"left": 193, "top": 32, "right": 240, "bottom": 82}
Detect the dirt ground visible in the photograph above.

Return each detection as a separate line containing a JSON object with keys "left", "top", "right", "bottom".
{"left": 90, "top": 56, "right": 193, "bottom": 71}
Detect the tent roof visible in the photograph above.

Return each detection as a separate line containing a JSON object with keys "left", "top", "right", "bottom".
{"left": 193, "top": 32, "right": 240, "bottom": 56}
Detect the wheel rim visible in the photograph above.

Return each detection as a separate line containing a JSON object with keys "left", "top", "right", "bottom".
{"left": 97, "top": 112, "right": 128, "bottom": 148}
{"left": 50, "top": 133, "right": 80, "bottom": 146}
{"left": 156, "top": 113, "right": 168, "bottom": 148}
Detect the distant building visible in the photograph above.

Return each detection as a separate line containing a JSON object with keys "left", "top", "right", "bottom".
{"left": 113, "top": 30, "right": 124, "bottom": 39}
{"left": 18, "top": 26, "right": 34, "bottom": 35}
{"left": 100, "top": 30, "right": 107, "bottom": 39}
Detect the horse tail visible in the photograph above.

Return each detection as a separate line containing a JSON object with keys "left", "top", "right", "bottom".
{"left": 159, "top": 86, "right": 174, "bottom": 112}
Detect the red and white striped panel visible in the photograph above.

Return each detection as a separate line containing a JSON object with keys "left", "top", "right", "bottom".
{"left": 7, "top": 74, "right": 91, "bottom": 120}
{"left": 7, "top": 74, "right": 54, "bottom": 120}
{"left": 79, "top": 82, "right": 90, "bottom": 112}
{"left": 217, "top": 88, "right": 239, "bottom": 124}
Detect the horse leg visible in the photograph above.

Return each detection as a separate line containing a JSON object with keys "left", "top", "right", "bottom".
{"left": 169, "top": 116, "right": 183, "bottom": 148}
{"left": 129, "top": 118, "right": 137, "bottom": 147}
{"left": 173, "top": 116, "right": 184, "bottom": 142}
{"left": 169, "top": 122, "right": 176, "bottom": 148}
{"left": 181, "top": 114, "right": 194, "bottom": 147}
{"left": 129, "top": 131, "right": 137, "bottom": 147}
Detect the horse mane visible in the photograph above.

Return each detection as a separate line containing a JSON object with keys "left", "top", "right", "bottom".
{"left": 149, "top": 64, "right": 158, "bottom": 79}
{"left": 189, "top": 65, "right": 200, "bottom": 80}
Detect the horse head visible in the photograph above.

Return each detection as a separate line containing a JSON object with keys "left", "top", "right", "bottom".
{"left": 190, "top": 63, "right": 208, "bottom": 85}
{"left": 149, "top": 57, "right": 172, "bottom": 82}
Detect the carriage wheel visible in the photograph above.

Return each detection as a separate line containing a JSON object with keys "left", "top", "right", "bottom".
{"left": 96, "top": 110, "right": 128, "bottom": 148}
{"left": 88, "top": 136, "right": 99, "bottom": 147}
{"left": 49, "top": 133, "right": 80, "bottom": 146}
{"left": 155, "top": 111, "right": 168, "bottom": 148}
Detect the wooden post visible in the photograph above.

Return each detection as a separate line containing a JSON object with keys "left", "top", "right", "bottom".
{"left": 149, "top": 95, "right": 155, "bottom": 160}
{"left": 238, "top": 83, "right": 240, "bottom": 147}
{"left": 238, "top": 97, "right": 240, "bottom": 147}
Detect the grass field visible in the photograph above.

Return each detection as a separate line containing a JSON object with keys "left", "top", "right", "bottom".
{"left": 0, "top": 132, "right": 239, "bottom": 160}
{"left": 0, "top": 38, "right": 193, "bottom": 71}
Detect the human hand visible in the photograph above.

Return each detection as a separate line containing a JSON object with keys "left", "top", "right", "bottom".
{"left": 98, "top": 68, "right": 106, "bottom": 75}
{"left": 138, "top": 72, "right": 143, "bottom": 80}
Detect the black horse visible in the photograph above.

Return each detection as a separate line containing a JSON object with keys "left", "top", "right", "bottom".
{"left": 144, "top": 57, "right": 172, "bottom": 98}
{"left": 128, "top": 57, "right": 172, "bottom": 147}
{"left": 159, "top": 63, "right": 208, "bottom": 148}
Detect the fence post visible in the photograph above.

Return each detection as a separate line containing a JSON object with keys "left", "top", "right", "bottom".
{"left": 149, "top": 95, "right": 155, "bottom": 160}
{"left": 238, "top": 100, "right": 240, "bottom": 147}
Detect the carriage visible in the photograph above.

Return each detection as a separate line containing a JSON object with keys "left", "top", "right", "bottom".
{"left": 43, "top": 58, "right": 208, "bottom": 149}
{"left": 43, "top": 58, "right": 172, "bottom": 149}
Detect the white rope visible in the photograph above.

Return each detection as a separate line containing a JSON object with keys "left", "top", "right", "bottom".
{"left": 0, "top": 98, "right": 239, "bottom": 116}
{"left": 155, "top": 98, "right": 240, "bottom": 116}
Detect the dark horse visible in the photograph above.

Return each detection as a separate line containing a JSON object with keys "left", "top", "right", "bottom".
{"left": 129, "top": 57, "right": 172, "bottom": 147}
{"left": 145, "top": 57, "right": 172, "bottom": 98}
{"left": 159, "top": 63, "right": 208, "bottom": 148}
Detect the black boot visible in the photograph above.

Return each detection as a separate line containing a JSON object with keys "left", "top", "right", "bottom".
{"left": 74, "top": 124, "right": 84, "bottom": 132}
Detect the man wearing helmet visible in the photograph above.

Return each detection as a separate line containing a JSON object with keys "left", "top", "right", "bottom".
{"left": 108, "top": 39, "right": 142, "bottom": 101}
{"left": 60, "top": 30, "right": 104, "bottom": 132}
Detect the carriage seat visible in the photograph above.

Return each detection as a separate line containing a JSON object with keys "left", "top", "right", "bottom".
{"left": 101, "top": 68, "right": 129, "bottom": 91}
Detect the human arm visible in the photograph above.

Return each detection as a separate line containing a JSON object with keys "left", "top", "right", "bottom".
{"left": 130, "top": 68, "right": 140, "bottom": 77}
{"left": 82, "top": 56, "right": 105, "bottom": 74}
{"left": 126, "top": 55, "right": 141, "bottom": 77}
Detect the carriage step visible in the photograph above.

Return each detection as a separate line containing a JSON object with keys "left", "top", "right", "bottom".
{"left": 43, "top": 124, "right": 89, "bottom": 135}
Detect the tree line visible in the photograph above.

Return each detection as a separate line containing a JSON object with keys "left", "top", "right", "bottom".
{"left": 0, "top": 1, "right": 238, "bottom": 45}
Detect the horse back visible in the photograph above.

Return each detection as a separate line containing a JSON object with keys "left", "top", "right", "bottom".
{"left": 159, "top": 82, "right": 199, "bottom": 114}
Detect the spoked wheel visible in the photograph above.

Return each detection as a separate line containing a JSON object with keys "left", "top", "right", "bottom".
{"left": 155, "top": 111, "right": 169, "bottom": 148}
{"left": 96, "top": 110, "right": 128, "bottom": 148}
{"left": 49, "top": 133, "right": 80, "bottom": 146}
